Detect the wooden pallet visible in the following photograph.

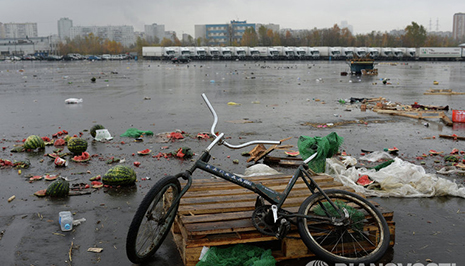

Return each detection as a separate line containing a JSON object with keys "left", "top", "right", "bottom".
{"left": 171, "top": 174, "right": 395, "bottom": 266}
{"left": 375, "top": 109, "right": 453, "bottom": 126}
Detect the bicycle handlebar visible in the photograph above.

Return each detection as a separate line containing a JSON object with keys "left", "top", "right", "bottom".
{"left": 201, "top": 93, "right": 281, "bottom": 149}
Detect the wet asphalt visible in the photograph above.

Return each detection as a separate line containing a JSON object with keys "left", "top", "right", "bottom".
{"left": 0, "top": 59, "right": 464, "bottom": 265}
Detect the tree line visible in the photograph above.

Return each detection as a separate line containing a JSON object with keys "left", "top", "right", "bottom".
{"left": 57, "top": 22, "right": 464, "bottom": 56}
{"left": 239, "top": 22, "right": 463, "bottom": 48}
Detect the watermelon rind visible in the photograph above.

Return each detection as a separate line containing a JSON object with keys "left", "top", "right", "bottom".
{"left": 34, "top": 189, "right": 47, "bottom": 197}
{"left": 90, "top": 124, "right": 105, "bottom": 138}
{"left": 137, "top": 149, "right": 152, "bottom": 155}
{"left": 102, "top": 165, "right": 137, "bottom": 186}
{"left": 68, "top": 138, "right": 88, "bottom": 154}
{"left": 45, "top": 179, "right": 70, "bottom": 197}
{"left": 11, "top": 146, "right": 25, "bottom": 153}
{"left": 71, "top": 152, "right": 91, "bottom": 163}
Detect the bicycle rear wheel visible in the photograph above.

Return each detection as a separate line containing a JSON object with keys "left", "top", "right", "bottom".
{"left": 126, "top": 175, "right": 181, "bottom": 264}
{"left": 297, "top": 189, "right": 390, "bottom": 264}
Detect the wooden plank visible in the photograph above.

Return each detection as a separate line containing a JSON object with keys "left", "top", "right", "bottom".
{"left": 441, "top": 114, "right": 453, "bottom": 126}
{"left": 175, "top": 218, "right": 396, "bottom": 265}
{"left": 439, "top": 134, "right": 465, "bottom": 141}
{"left": 180, "top": 182, "right": 348, "bottom": 205}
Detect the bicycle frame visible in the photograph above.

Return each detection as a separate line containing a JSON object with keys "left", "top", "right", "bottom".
{"left": 164, "top": 94, "right": 345, "bottom": 223}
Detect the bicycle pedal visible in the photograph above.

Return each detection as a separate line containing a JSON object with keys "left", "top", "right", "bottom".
{"left": 276, "top": 219, "right": 291, "bottom": 240}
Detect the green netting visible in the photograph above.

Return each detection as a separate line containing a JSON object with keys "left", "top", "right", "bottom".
{"left": 196, "top": 244, "right": 276, "bottom": 266}
{"left": 369, "top": 159, "right": 395, "bottom": 171}
{"left": 313, "top": 200, "right": 365, "bottom": 231}
{"left": 298, "top": 132, "right": 344, "bottom": 173}
{"left": 120, "top": 128, "right": 154, "bottom": 138}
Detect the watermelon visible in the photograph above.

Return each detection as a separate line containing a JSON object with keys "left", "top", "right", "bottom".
{"left": 385, "top": 147, "right": 399, "bottom": 154}
{"left": 91, "top": 181, "right": 104, "bottom": 188}
{"left": 44, "top": 174, "right": 58, "bottom": 181}
{"left": 45, "top": 179, "right": 69, "bottom": 197}
{"left": 34, "top": 189, "right": 47, "bottom": 197}
{"left": 10, "top": 146, "right": 25, "bottom": 152}
{"left": 23, "top": 135, "right": 45, "bottom": 150}
{"left": 64, "top": 135, "right": 73, "bottom": 143}
{"left": 102, "top": 165, "right": 137, "bottom": 186}
{"left": 172, "top": 147, "right": 193, "bottom": 158}
{"left": 29, "top": 175, "right": 43, "bottom": 181}
{"left": 137, "top": 149, "right": 151, "bottom": 155}
{"left": 47, "top": 152, "right": 68, "bottom": 159}
{"left": 284, "top": 151, "right": 299, "bottom": 157}
{"left": 89, "top": 175, "right": 101, "bottom": 181}
{"left": 54, "top": 138, "right": 66, "bottom": 147}
{"left": 71, "top": 151, "right": 91, "bottom": 162}
{"left": 356, "top": 175, "right": 374, "bottom": 186}
{"left": 68, "top": 138, "right": 88, "bottom": 154}
{"left": 90, "top": 124, "right": 105, "bottom": 138}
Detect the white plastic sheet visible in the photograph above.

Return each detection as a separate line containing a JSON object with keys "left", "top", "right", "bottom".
{"left": 94, "top": 129, "right": 113, "bottom": 141}
{"left": 326, "top": 156, "right": 465, "bottom": 198}
{"left": 65, "top": 98, "right": 83, "bottom": 104}
{"left": 243, "top": 164, "right": 281, "bottom": 177}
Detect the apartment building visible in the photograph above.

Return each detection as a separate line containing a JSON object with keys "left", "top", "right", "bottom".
{"left": 453, "top": 13, "right": 465, "bottom": 40}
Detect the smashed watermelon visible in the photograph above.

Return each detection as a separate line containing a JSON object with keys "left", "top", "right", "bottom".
{"left": 284, "top": 151, "right": 300, "bottom": 157}
{"left": 71, "top": 152, "right": 90, "bottom": 162}
{"left": 137, "top": 149, "right": 151, "bottom": 155}
{"left": 356, "top": 175, "right": 374, "bottom": 186}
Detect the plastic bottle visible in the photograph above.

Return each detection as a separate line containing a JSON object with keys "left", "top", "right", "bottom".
{"left": 59, "top": 211, "right": 73, "bottom": 231}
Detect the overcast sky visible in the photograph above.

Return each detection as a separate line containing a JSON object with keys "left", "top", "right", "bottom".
{"left": 1, "top": 0, "right": 462, "bottom": 37}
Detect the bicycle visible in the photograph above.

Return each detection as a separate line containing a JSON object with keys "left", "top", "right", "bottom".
{"left": 126, "top": 93, "right": 390, "bottom": 264}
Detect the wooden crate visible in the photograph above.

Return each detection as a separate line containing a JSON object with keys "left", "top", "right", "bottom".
{"left": 172, "top": 174, "right": 395, "bottom": 266}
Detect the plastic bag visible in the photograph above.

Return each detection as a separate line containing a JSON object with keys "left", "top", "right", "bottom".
{"left": 298, "top": 132, "right": 343, "bottom": 173}
{"left": 359, "top": 151, "right": 393, "bottom": 162}
{"left": 65, "top": 98, "right": 83, "bottom": 104}
{"left": 120, "top": 128, "right": 154, "bottom": 138}
{"left": 243, "top": 164, "right": 281, "bottom": 177}
{"left": 326, "top": 157, "right": 465, "bottom": 198}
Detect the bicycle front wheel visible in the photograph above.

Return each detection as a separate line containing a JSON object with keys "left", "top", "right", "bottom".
{"left": 297, "top": 189, "right": 390, "bottom": 264}
{"left": 126, "top": 175, "right": 181, "bottom": 264}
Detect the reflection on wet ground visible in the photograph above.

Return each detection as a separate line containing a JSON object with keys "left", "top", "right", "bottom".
{"left": 0, "top": 60, "right": 464, "bottom": 265}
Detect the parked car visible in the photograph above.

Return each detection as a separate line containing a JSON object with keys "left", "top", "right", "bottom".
{"left": 101, "top": 54, "right": 111, "bottom": 60}
{"left": 87, "top": 55, "right": 101, "bottom": 61}
{"left": 64, "top": 53, "right": 84, "bottom": 60}
{"left": 45, "top": 55, "right": 63, "bottom": 61}
{"left": 111, "top": 54, "right": 123, "bottom": 60}
{"left": 22, "top": 55, "right": 36, "bottom": 60}
{"left": 171, "top": 55, "right": 190, "bottom": 63}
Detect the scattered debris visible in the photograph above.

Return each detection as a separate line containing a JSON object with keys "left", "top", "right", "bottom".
{"left": 87, "top": 247, "right": 103, "bottom": 253}
{"left": 424, "top": 89, "right": 465, "bottom": 95}
{"left": 65, "top": 98, "right": 83, "bottom": 104}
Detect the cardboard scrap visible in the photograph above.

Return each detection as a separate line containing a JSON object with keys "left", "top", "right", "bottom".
{"left": 87, "top": 247, "right": 103, "bottom": 253}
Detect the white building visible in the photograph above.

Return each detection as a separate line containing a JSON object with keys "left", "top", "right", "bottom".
{"left": 0, "top": 35, "right": 59, "bottom": 56}
{"left": 1, "top": 22, "right": 38, "bottom": 39}
{"left": 57, "top": 18, "right": 73, "bottom": 40}
{"left": 69, "top": 25, "right": 135, "bottom": 47}
{"left": 144, "top": 23, "right": 165, "bottom": 43}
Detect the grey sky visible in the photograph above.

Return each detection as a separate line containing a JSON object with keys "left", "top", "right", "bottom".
{"left": 1, "top": 0, "right": 462, "bottom": 37}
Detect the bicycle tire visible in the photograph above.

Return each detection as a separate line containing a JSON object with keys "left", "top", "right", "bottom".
{"left": 126, "top": 175, "right": 181, "bottom": 264}
{"left": 297, "top": 189, "right": 390, "bottom": 264}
